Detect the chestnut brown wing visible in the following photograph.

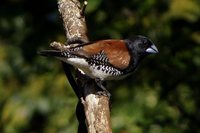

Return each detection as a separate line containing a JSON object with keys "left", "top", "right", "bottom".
{"left": 74, "top": 40, "right": 131, "bottom": 70}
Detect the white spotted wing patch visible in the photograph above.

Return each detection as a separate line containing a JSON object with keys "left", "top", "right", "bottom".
{"left": 86, "top": 51, "right": 124, "bottom": 79}
{"left": 87, "top": 51, "right": 109, "bottom": 65}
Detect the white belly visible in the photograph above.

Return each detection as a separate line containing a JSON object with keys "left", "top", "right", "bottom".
{"left": 58, "top": 57, "right": 124, "bottom": 80}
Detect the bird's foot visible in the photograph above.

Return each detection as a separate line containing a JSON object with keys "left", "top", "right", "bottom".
{"left": 96, "top": 90, "right": 111, "bottom": 99}
{"left": 95, "top": 78, "right": 111, "bottom": 99}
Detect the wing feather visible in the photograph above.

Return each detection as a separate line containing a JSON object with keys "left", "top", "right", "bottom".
{"left": 73, "top": 40, "right": 131, "bottom": 70}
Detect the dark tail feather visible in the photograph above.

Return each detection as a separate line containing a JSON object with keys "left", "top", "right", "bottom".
{"left": 38, "top": 50, "right": 65, "bottom": 57}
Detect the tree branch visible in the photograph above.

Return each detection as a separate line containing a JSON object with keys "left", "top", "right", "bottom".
{"left": 52, "top": 0, "right": 112, "bottom": 132}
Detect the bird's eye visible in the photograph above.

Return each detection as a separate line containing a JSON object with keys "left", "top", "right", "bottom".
{"left": 144, "top": 43, "right": 148, "bottom": 47}
{"left": 143, "top": 40, "right": 150, "bottom": 47}
{"left": 138, "top": 40, "right": 148, "bottom": 49}
{"left": 143, "top": 40, "right": 148, "bottom": 45}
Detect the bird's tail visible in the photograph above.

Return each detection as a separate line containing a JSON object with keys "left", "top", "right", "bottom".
{"left": 38, "top": 50, "right": 67, "bottom": 57}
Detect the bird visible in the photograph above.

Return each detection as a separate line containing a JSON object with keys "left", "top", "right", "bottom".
{"left": 38, "top": 35, "right": 158, "bottom": 96}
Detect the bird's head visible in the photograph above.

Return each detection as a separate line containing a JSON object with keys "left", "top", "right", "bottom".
{"left": 126, "top": 35, "right": 158, "bottom": 56}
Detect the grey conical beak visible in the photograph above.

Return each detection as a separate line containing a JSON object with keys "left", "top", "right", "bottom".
{"left": 146, "top": 44, "right": 159, "bottom": 54}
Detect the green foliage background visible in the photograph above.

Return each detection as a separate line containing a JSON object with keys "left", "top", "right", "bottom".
{"left": 1, "top": 0, "right": 200, "bottom": 132}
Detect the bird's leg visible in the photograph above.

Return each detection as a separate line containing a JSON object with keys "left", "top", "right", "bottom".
{"left": 95, "top": 78, "right": 111, "bottom": 98}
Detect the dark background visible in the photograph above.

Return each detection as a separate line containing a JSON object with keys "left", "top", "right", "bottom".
{"left": 0, "top": 0, "right": 200, "bottom": 132}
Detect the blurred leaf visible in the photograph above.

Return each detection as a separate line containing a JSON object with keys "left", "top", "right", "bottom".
{"left": 168, "top": 0, "right": 200, "bottom": 22}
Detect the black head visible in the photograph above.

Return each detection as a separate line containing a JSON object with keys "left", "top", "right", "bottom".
{"left": 125, "top": 35, "right": 158, "bottom": 56}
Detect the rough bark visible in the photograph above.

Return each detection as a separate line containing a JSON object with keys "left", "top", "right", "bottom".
{"left": 51, "top": 0, "right": 112, "bottom": 132}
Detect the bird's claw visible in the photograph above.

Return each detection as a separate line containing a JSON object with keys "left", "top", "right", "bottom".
{"left": 96, "top": 90, "right": 111, "bottom": 99}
